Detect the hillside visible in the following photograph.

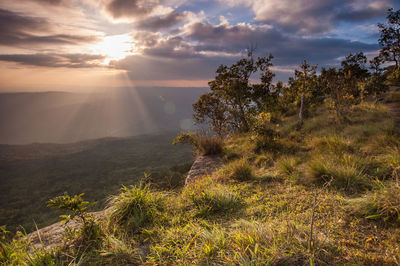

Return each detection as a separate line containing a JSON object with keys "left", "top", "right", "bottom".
{"left": 0, "top": 133, "right": 193, "bottom": 232}
{"left": 1, "top": 96, "right": 399, "bottom": 265}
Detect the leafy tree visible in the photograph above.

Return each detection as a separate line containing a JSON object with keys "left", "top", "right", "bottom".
{"left": 320, "top": 67, "right": 350, "bottom": 119}
{"left": 366, "top": 56, "right": 389, "bottom": 102}
{"left": 340, "top": 52, "right": 369, "bottom": 99}
{"left": 289, "top": 60, "right": 318, "bottom": 125}
{"left": 193, "top": 52, "right": 276, "bottom": 134}
{"left": 378, "top": 8, "right": 400, "bottom": 70}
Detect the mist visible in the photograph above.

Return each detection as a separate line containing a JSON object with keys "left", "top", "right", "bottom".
{"left": 0, "top": 87, "right": 208, "bottom": 144}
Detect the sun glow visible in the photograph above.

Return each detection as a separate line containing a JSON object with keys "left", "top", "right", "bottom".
{"left": 93, "top": 34, "right": 134, "bottom": 64}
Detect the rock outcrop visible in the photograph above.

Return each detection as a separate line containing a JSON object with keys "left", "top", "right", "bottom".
{"left": 27, "top": 209, "right": 107, "bottom": 252}
{"left": 185, "top": 155, "right": 223, "bottom": 185}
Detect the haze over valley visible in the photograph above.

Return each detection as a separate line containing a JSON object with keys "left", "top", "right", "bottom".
{"left": 0, "top": 87, "right": 207, "bottom": 144}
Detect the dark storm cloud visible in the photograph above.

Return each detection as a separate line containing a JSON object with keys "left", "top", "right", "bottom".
{"left": 0, "top": 9, "right": 98, "bottom": 47}
{"left": 187, "top": 22, "right": 284, "bottom": 50}
{"left": 105, "top": 0, "right": 159, "bottom": 19}
{"left": 136, "top": 11, "right": 188, "bottom": 31}
{"left": 186, "top": 22, "right": 377, "bottom": 65}
{"left": 335, "top": 6, "right": 389, "bottom": 22}
{"left": 0, "top": 53, "right": 105, "bottom": 68}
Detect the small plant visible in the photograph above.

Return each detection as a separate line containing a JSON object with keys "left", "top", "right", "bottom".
{"left": 220, "top": 158, "right": 253, "bottom": 181}
{"left": 47, "top": 193, "right": 90, "bottom": 226}
{"left": 173, "top": 131, "right": 223, "bottom": 155}
{"left": 47, "top": 193, "right": 101, "bottom": 254}
{"left": 107, "top": 184, "right": 164, "bottom": 231}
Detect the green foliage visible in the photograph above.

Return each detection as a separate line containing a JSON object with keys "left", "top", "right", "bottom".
{"left": 47, "top": 193, "right": 89, "bottom": 224}
{"left": 289, "top": 60, "right": 320, "bottom": 124}
{"left": 378, "top": 8, "right": 400, "bottom": 70}
{"left": 47, "top": 193, "right": 102, "bottom": 258}
{"left": 193, "top": 52, "right": 278, "bottom": 134}
{"left": 107, "top": 184, "right": 164, "bottom": 231}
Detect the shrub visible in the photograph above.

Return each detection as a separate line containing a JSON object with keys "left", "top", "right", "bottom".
{"left": 184, "top": 178, "right": 241, "bottom": 217}
{"left": 220, "top": 158, "right": 253, "bottom": 181}
{"left": 107, "top": 184, "right": 164, "bottom": 231}
{"left": 173, "top": 132, "right": 223, "bottom": 156}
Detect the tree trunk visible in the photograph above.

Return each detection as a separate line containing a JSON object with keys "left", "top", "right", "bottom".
{"left": 299, "top": 91, "right": 304, "bottom": 124}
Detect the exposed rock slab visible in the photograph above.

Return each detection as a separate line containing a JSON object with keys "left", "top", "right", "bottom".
{"left": 185, "top": 155, "right": 223, "bottom": 185}
{"left": 27, "top": 209, "right": 107, "bottom": 252}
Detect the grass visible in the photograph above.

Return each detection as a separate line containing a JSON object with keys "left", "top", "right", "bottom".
{"left": 355, "top": 179, "right": 400, "bottom": 223}
{"left": 219, "top": 157, "right": 253, "bottom": 181}
{"left": 183, "top": 177, "right": 242, "bottom": 218}
{"left": 307, "top": 155, "right": 371, "bottom": 193}
{"left": 277, "top": 155, "right": 302, "bottom": 182}
{"left": 197, "top": 135, "right": 224, "bottom": 155}
{"left": 107, "top": 184, "right": 165, "bottom": 231}
{"left": 2, "top": 101, "right": 400, "bottom": 265}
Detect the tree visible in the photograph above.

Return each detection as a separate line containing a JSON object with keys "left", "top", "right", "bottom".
{"left": 378, "top": 8, "right": 400, "bottom": 70}
{"left": 320, "top": 67, "right": 352, "bottom": 119}
{"left": 366, "top": 56, "right": 389, "bottom": 102}
{"left": 193, "top": 52, "right": 276, "bottom": 134}
{"left": 340, "top": 52, "right": 369, "bottom": 100}
{"left": 290, "top": 60, "right": 318, "bottom": 125}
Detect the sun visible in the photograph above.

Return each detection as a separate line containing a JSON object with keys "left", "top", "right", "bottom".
{"left": 93, "top": 34, "right": 134, "bottom": 64}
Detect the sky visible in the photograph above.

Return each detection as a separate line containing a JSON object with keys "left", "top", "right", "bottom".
{"left": 0, "top": 0, "right": 399, "bottom": 92}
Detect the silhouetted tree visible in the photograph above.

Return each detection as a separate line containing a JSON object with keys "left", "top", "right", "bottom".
{"left": 378, "top": 8, "right": 400, "bottom": 70}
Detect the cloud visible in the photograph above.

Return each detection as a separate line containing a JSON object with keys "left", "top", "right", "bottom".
{"left": 111, "top": 53, "right": 232, "bottom": 80}
{"left": 112, "top": 20, "right": 378, "bottom": 82}
{"left": 335, "top": 2, "right": 392, "bottom": 22}
{"left": 0, "top": 9, "right": 98, "bottom": 47}
{"left": 105, "top": 0, "right": 159, "bottom": 19}
{"left": 135, "top": 10, "right": 189, "bottom": 31}
{"left": 29, "top": 0, "right": 65, "bottom": 5}
{"left": 0, "top": 53, "right": 105, "bottom": 68}
{"left": 218, "top": 0, "right": 393, "bottom": 34}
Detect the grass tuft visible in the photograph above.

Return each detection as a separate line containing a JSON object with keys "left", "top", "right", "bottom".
{"left": 220, "top": 158, "right": 253, "bottom": 181}
{"left": 107, "top": 184, "right": 164, "bottom": 231}
{"left": 184, "top": 178, "right": 241, "bottom": 217}
{"left": 307, "top": 155, "right": 371, "bottom": 193}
